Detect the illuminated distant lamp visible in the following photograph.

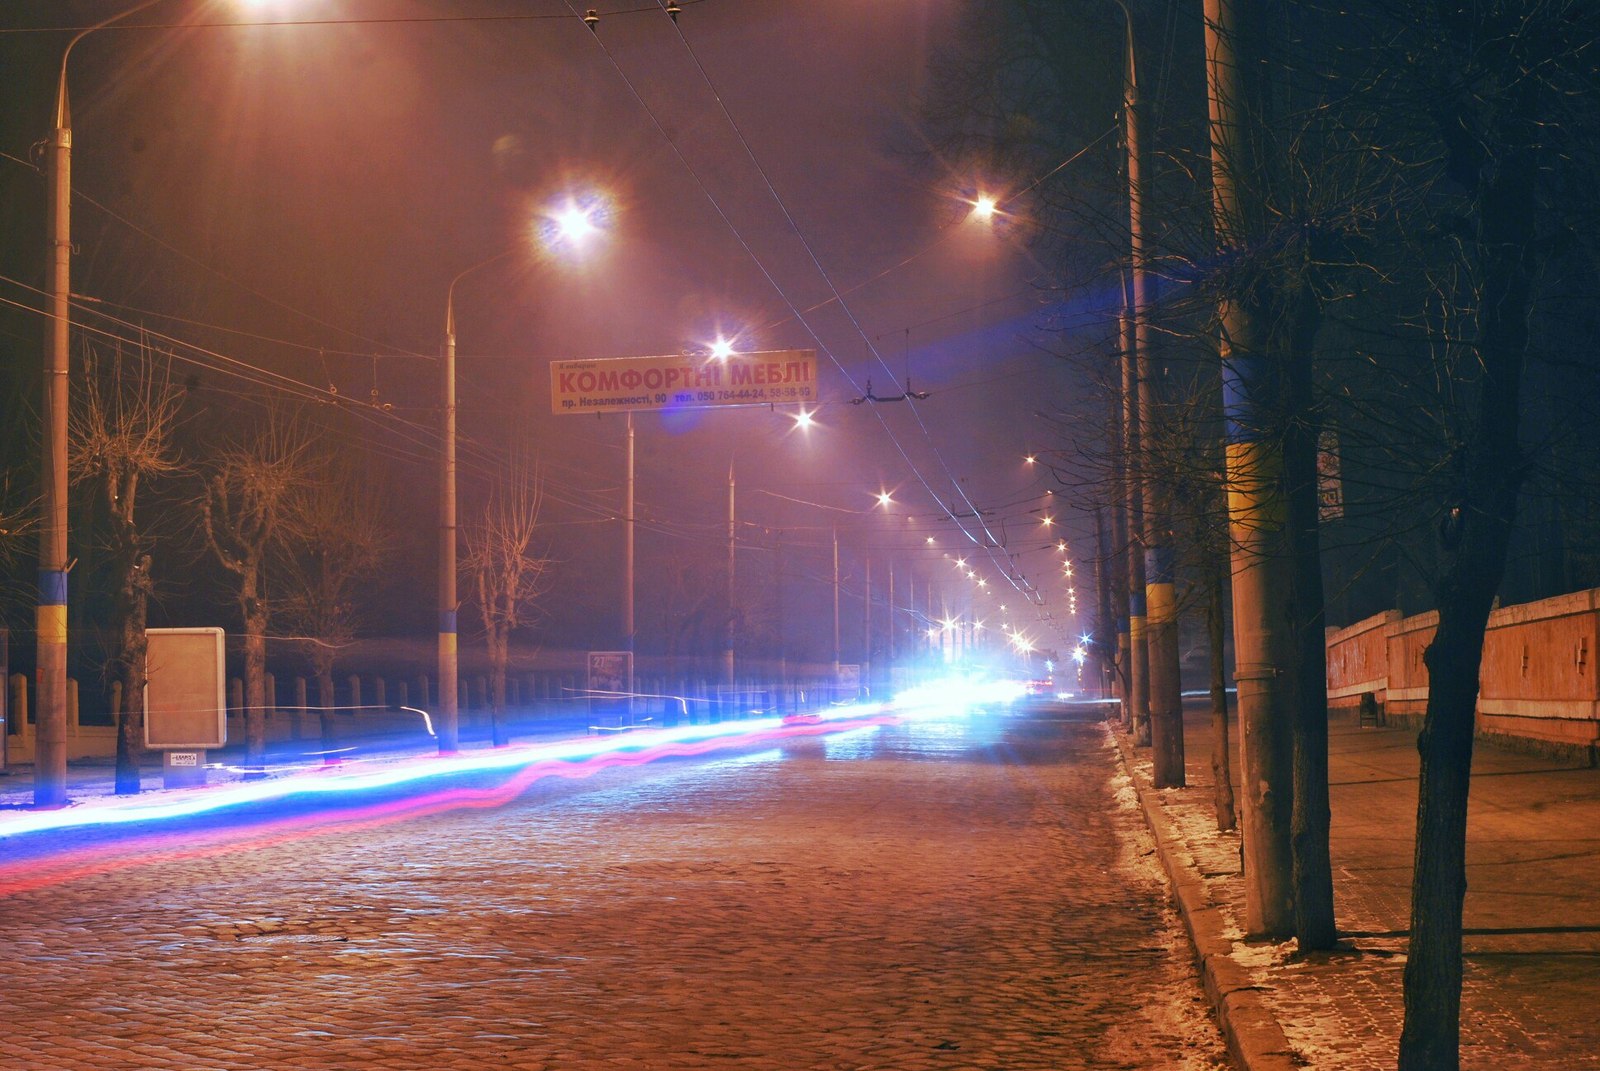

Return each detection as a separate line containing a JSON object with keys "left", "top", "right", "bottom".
{"left": 972, "top": 195, "right": 998, "bottom": 220}
{"left": 876, "top": 491, "right": 893, "bottom": 508}
{"left": 1024, "top": 454, "right": 1036, "bottom": 464}
{"left": 792, "top": 408, "right": 815, "bottom": 430}
{"left": 709, "top": 337, "right": 736, "bottom": 361}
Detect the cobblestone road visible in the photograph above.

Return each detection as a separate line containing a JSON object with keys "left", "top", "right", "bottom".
{"left": 1, "top": 709, "right": 1233, "bottom": 1070}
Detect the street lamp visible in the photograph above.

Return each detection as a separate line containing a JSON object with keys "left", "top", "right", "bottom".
{"left": 438, "top": 198, "right": 602, "bottom": 753}
{"left": 35, "top": 0, "right": 171, "bottom": 808}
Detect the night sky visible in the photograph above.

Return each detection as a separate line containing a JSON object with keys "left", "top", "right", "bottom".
{"left": 1, "top": 1, "right": 1100, "bottom": 675}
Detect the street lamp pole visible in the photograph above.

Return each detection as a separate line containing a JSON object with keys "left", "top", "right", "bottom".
{"left": 439, "top": 251, "right": 515, "bottom": 754}
{"left": 1118, "top": 0, "right": 1184, "bottom": 787}
{"left": 724, "top": 462, "right": 735, "bottom": 687}
{"left": 439, "top": 285, "right": 463, "bottom": 754}
{"left": 37, "top": 0, "right": 168, "bottom": 808}
{"left": 832, "top": 526, "right": 841, "bottom": 682}
{"left": 624, "top": 412, "right": 635, "bottom": 694}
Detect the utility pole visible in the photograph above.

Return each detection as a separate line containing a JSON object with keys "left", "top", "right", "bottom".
{"left": 1205, "top": 0, "right": 1295, "bottom": 937}
{"left": 34, "top": 0, "right": 166, "bottom": 806}
{"left": 1121, "top": 296, "right": 1149, "bottom": 743}
{"left": 832, "top": 526, "right": 841, "bottom": 682}
{"left": 724, "top": 463, "right": 735, "bottom": 687}
{"left": 887, "top": 558, "right": 896, "bottom": 670}
{"left": 1117, "top": 0, "right": 1184, "bottom": 786}
{"left": 861, "top": 553, "right": 872, "bottom": 687}
{"left": 624, "top": 413, "right": 635, "bottom": 697}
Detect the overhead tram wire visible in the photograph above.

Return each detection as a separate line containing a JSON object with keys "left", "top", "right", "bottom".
{"left": 3, "top": 64, "right": 779, "bottom": 556}
{"left": 610, "top": 5, "right": 1001, "bottom": 557}
{"left": 0, "top": 3, "right": 712, "bottom": 36}
{"left": 656, "top": 6, "right": 1062, "bottom": 601}
{"left": 0, "top": 274, "right": 623, "bottom": 522}
{"left": 559, "top": 1, "right": 1041, "bottom": 584}
{"left": 0, "top": 150, "right": 434, "bottom": 366}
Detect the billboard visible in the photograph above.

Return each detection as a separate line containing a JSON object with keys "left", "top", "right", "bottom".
{"left": 551, "top": 349, "right": 817, "bottom": 414}
{"left": 144, "top": 627, "right": 227, "bottom": 749}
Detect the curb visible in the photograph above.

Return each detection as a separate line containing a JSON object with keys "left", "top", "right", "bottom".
{"left": 1110, "top": 725, "right": 1301, "bottom": 1071}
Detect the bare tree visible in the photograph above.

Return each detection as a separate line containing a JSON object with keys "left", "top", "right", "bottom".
{"left": 69, "top": 338, "right": 182, "bottom": 794}
{"left": 1381, "top": 5, "right": 1600, "bottom": 1066}
{"left": 461, "top": 459, "right": 550, "bottom": 747}
{"left": 276, "top": 454, "right": 390, "bottom": 762}
{"left": 200, "top": 413, "right": 308, "bottom": 769}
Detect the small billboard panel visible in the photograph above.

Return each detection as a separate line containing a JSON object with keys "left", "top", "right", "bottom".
{"left": 144, "top": 627, "right": 227, "bottom": 749}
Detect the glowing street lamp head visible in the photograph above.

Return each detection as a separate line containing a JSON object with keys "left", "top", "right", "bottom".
{"left": 876, "top": 491, "right": 893, "bottom": 508}
{"left": 791, "top": 408, "right": 815, "bottom": 430}
{"left": 537, "top": 190, "right": 611, "bottom": 255}
{"left": 555, "top": 206, "right": 598, "bottom": 243}
{"left": 709, "top": 337, "right": 736, "bottom": 361}
{"left": 972, "top": 194, "right": 999, "bottom": 220}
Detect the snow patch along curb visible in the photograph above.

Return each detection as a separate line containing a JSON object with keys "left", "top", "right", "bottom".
{"left": 1109, "top": 727, "right": 1302, "bottom": 1071}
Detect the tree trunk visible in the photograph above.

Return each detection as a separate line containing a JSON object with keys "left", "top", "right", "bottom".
{"left": 1206, "top": 559, "right": 1236, "bottom": 832}
{"left": 244, "top": 608, "right": 268, "bottom": 769}
{"left": 489, "top": 627, "right": 509, "bottom": 747}
{"left": 1399, "top": 53, "right": 1536, "bottom": 1070}
{"left": 317, "top": 668, "right": 337, "bottom": 765}
{"left": 1284, "top": 294, "right": 1336, "bottom": 950}
{"left": 113, "top": 553, "right": 152, "bottom": 795}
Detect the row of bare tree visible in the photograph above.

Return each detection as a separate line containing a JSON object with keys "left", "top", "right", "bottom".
{"left": 65, "top": 341, "right": 549, "bottom": 793}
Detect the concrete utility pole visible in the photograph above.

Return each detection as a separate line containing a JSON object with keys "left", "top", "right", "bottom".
{"left": 37, "top": 0, "right": 168, "bottom": 807}
{"left": 1116, "top": 0, "right": 1185, "bottom": 786}
{"left": 861, "top": 554, "right": 872, "bottom": 685}
{"left": 832, "top": 527, "right": 841, "bottom": 681}
{"left": 1205, "top": 0, "right": 1296, "bottom": 937}
{"left": 724, "top": 463, "right": 735, "bottom": 687}
{"left": 624, "top": 413, "right": 635, "bottom": 695}
{"left": 1120, "top": 297, "right": 1149, "bottom": 743}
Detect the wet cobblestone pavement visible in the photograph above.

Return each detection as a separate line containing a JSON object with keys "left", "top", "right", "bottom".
{"left": 1, "top": 709, "right": 1232, "bottom": 1070}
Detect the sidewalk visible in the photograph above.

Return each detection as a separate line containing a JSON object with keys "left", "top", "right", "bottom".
{"left": 1115, "top": 702, "right": 1600, "bottom": 1070}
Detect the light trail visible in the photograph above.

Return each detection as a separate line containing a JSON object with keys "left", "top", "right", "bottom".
{"left": 0, "top": 681, "right": 1020, "bottom": 896}
{"left": 0, "top": 714, "right": 902, "bottom": 897}
{"left": 0, "top": 708, "right": 896, "bottom": 842}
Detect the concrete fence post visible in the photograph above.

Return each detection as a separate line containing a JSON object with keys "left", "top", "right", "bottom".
{"left": 10, "top": 673, "right": 29, "bottom": 742}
